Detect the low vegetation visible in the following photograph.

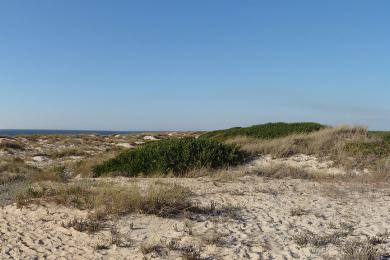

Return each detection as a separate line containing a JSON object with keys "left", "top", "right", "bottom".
{"left": 15, "top": 181, "right": 193, "bottom": 218}
{"left": 294, "top": 229, "right": 350, "bottom": 247}
{"left": 344, "top": 141, "right": 390, "bottom": 158}
{"left": 48, "top": 148, "right": 86, "bottom": 159}
{"left": 32, "top": 166, "right": 69, "bottom": 183}
{"left": 340, "top": 239, "right": 386, "bottom": 260}
{"left": 93, "top": 137, "right": 247, "bottom": 177}
{"left": 0, "top": 158, "right": 41, "bottom": 185}
{"left": 200, "top": 122, "right": 325, "bottom": 141}
{"left": 369, "top": 131, "right": 390, "bottom": 142}
{"left": 225, "top": 125, "right": 390, "bottom": 174}
{"left": 72, "top": 151, "right": 119, "bottom": 178}
{"left": 226, "top": 126, "right": 368, "bottom": 156}
{"left": 255, "top": 164, "right": 324, "bottom": 180}
{"left": 0, "top": 141, "right": 25, "bottom": 150}
{"left": 63, "top": 217, "right": 104, "bottom": 233}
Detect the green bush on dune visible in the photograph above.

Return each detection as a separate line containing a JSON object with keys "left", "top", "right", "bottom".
{"left": 344, "top": 141, "right": 390, "bottom": 158}
{"left": 200, "top": 122, "right": 325, "bottom": 141}
{"left": 93, "top": 137, "right": 248, "bottom": 177}
{"left": 345, "top": 131, "right": 390, "bottom": 158}
{"left": 369, "top": 131, "right": 390, "bottom": 143}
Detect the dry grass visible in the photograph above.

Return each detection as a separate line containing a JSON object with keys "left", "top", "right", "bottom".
{"left": 62, "top": 217, "right": 105, "bottom": 233}
{"left": 227, "top": 126, "right": 390, "bottom": 177}
{"left": 290, "top": 207, "right": 310, "bottom": 216}
{"left": 254, "top": 163, "right": 329, "bottom": 180}
{"left": 140, "top": 241, "right": 166, "bottom": 256}
{"left": 226, "top": 126, "right": 368, "bottom": 157}
{"left": 340, "top": 240, "right": 385, "bottom": 260}
{"left": 201, "top": 228, "right": 228, "bottom": 246}
{"left": 0, "top": 141, "right": 25, "bottom": 150}
{"left": 72, "top": 151, "right": 119, "bottom": 178}
{"left": 48, "top": 148, "right": 86, "bottom": 159}
{"left": 32, "top": 166, "right": 69, "bottom": 183}
{"left": 294, "top": 229, "right": 350, "bottom": 247}
{"left": 109, "top": 227, "right": 133, "bottom": 248}
{"left": 0, "top": 158, "right": 41, "bottom": 184}
{"left": 167, "top": 240, "right": 202, "bottom": 259}
{"left": 15, "top": 181, "right": 194, "bottom": 219}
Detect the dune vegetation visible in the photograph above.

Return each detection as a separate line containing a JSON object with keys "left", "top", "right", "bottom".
{"left": 223, "top": 125, "right": 390, "bottom": 174}
{"left": 3, "top": 124, "right": 390, "bottom": 259}
{"left": 93, "top": 137, "right": 247, "bottom": 177}
{"left": 90, "top": 123, "right": 390, "bottom": 178}
{"left": 200, "top": 122, "right": 325, "bottom": 141}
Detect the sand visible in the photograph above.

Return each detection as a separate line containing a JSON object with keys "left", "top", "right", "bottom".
{"left": 1, "top": 156, "right": 390, "bottom": 259}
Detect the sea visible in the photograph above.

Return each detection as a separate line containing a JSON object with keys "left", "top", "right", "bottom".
{"left": 0, "top": 129, "right": 148, "bottom": 137}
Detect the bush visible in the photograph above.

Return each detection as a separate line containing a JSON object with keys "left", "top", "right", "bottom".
{"left": 200, "top": 122, "right": 325, "bottom": 141}
{"left": 93, "top": 137, "right": 247, "bottom": 177}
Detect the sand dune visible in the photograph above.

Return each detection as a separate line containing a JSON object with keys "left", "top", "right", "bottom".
{"left": 1, "top": 158, "right": 390, "bottom": 259}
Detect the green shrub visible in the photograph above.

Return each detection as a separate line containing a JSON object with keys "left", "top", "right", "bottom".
{"left": 93, "top": 137, "right": 247, "bottom": 177}
{"left": 200, "top": 122, "right": 325, "bottom": 141}
{"left": 369, "top": 131, "right": 390, "bottom": 143}
{"left": 344, "top": 141, "right": 390, "bottom": 158}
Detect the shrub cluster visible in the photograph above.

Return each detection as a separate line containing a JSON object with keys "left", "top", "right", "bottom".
{"left": 93, "top": 137, "right": 247, "bottom": 177}
{"left": 200, "top": 122, "right": 325, "bottom": 141}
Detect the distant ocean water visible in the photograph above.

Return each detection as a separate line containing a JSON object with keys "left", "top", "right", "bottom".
{"left": 0, "top": 129, "right": 148, "bottom": 137}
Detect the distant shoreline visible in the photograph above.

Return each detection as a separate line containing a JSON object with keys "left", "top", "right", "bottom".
{"left": 0, "top": 129, "right": 162, "bottom": 137}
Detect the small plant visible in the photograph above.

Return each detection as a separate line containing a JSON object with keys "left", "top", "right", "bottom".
{"left": 294, "top": 230, "right": 350, "bottom": 247}
{"left": 290, "top": 207, "right": 310, "bottom": 216}
{"left": 201, "top": 228, "right": 227, "bottom": 246}
{"left": 140, "top": 241, "right": 166, "bottom": 256}
{"left": 340, "top": 240, "right": 379, "bottom": 260}
{"left": 94, "top": 243, "right": 110, "bottom": 250}
{"left": 110, "top": 227, "right": 133, "bottom": 247}
{"left": 63, "top": 217, "right": 104, "bottom": 233}
{"left": 166, "top": 240, "right": 202, "bottom": 260}
{"left": 139, "top": 184, "right": 193, "bottom": 217}
{"left": 368, "top": 232, "right": 389, "bottom": 245}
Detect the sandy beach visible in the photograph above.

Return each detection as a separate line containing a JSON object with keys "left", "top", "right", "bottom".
{"left": 1, "top": 156, "right": 390, "bottom": 259}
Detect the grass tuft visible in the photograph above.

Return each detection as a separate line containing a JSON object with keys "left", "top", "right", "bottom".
{"left": 62, "top": 217, "right": 104, "bottom": 233}
{"left": 0, "top": 141, "right": 25, "bottom": 150}
{"left": 15, "top": 181, "right": 194, "bottom": 218}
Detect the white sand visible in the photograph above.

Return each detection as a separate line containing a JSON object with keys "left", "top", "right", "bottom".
{"left": 1, "top": 157, "right": 390, "bottom": 259}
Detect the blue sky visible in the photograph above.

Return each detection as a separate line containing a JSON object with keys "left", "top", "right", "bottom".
{"left": 1, "top": 1, "right": 389, "bottom": 131}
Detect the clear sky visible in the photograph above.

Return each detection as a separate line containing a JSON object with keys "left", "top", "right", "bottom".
{"left": 1, "top": 1, "right": 389, "bottom": 131}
